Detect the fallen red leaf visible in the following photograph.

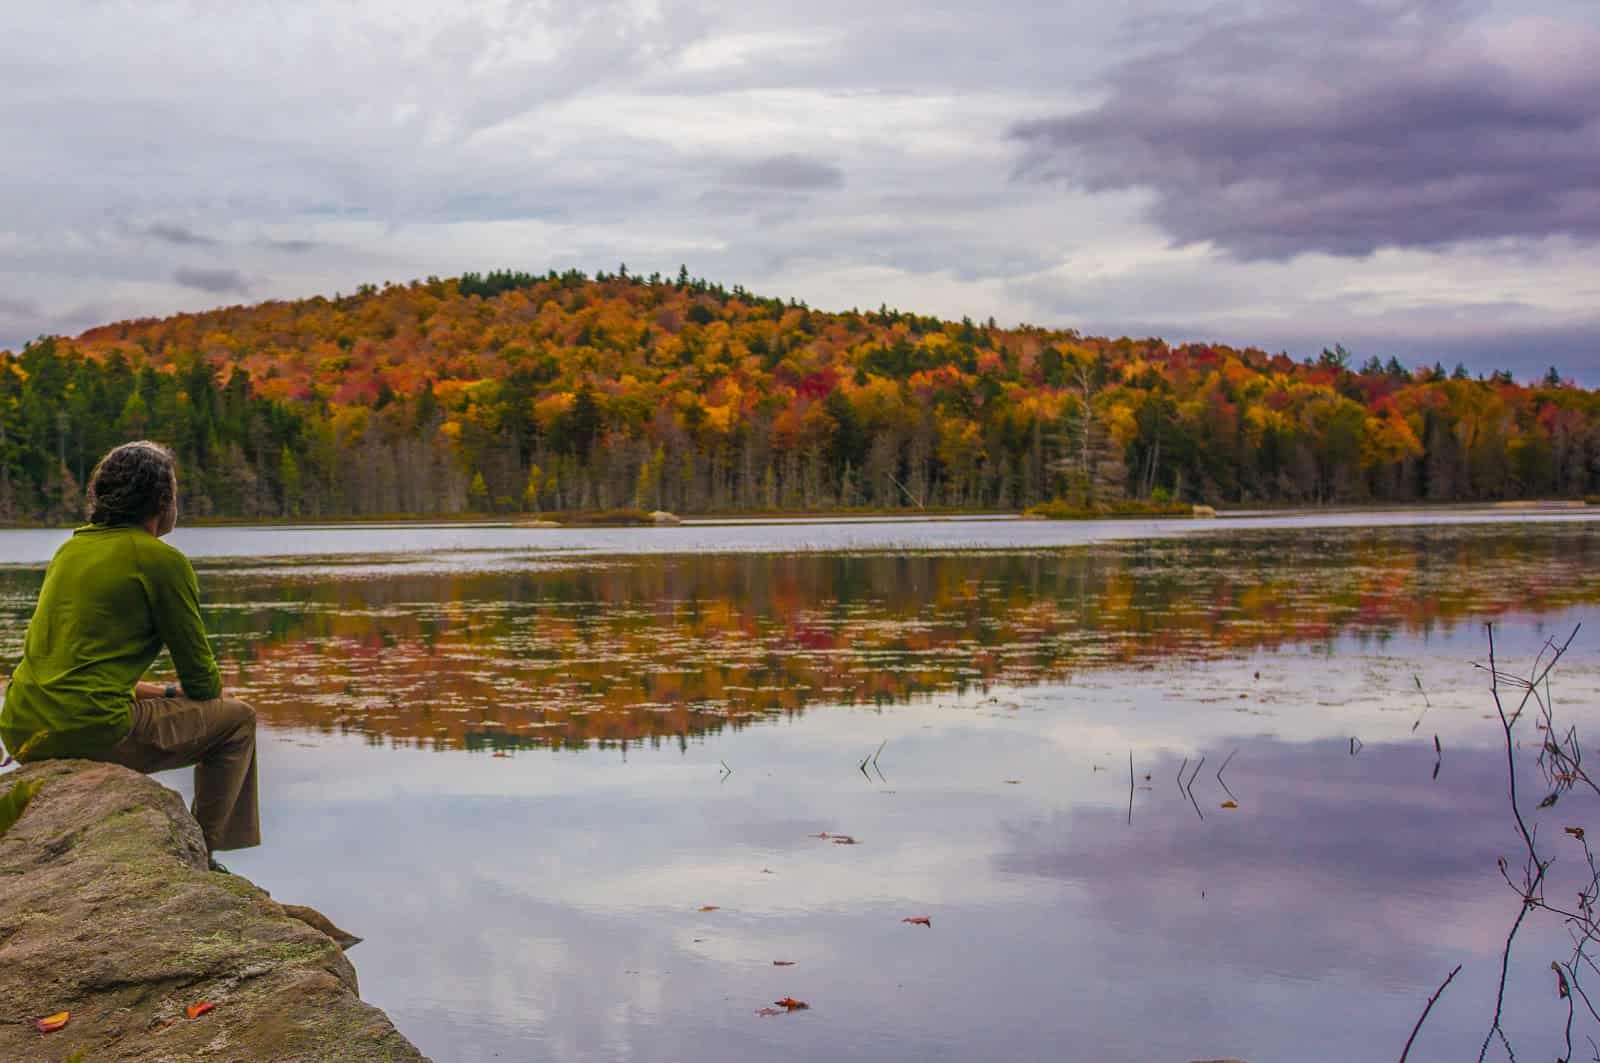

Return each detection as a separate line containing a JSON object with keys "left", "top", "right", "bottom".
{"left": 1567, "top": 827, "right": 1586, "bottom": 841}
{"left": 774, "top": 997, "right": 809, "bottom": 1010}
{"left": 186, "top": 1001, "right": 215, "bottom": 1020}
{"left": 773, "top": 960, "right": 796, "bottom": 966}
{"left": 36, "top": 1011, "right": 69, "bottom": 1033}
{"left": 697, "top": 905, "right": 720, "bottom": 912}
{"left": 1220, "top": 800, "right": 1239, "bottom": 809}
{"left": 902, "top": 916, "right": 932, "bottom": 927}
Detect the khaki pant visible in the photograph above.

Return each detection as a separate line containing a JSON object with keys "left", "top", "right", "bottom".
{"left": 89, "top": 696, "right": 260, "bottom": 853}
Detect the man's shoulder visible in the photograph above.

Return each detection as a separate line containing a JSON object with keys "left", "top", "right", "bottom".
{"left": 125, "top": 529, "right": 192, "bottom": 572}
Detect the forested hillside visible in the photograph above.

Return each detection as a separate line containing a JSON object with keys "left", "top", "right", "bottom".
{"left": 1, "top": 268, "right": 1596, "bottom": 522}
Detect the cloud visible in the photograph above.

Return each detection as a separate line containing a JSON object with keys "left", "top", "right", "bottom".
{"left": 1000, "top": 237, "right": 1600, "bottom": 383}
{"left": 144, "top": 222, "right": 218, "bottom": 247}
{"left": 0, "top": 297, "right": 118, "bottom": 350}
{"left": 172, "top": 266, "right": 249, "bottom": 294}
{"left": 1011, "top": 1, "right": 1600, "bottom": 259}
{"left": 720, "top": 153, "right": 844, "bottom": 190}
{"left": 997, "top": 737, "right": 1541, "bottom": 983}
{"left": 1, "top": 0, "right": 1596, "bottom": 375}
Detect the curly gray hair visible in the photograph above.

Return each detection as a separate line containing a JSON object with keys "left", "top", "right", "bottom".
{"left": 87, "top": 441, "right": 178, "bottom": 527}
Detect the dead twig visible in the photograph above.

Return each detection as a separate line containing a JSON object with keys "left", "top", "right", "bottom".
{"left": 1411, "top": 674, "right": 1432, "bottom": 733}
{"left": 1216, "top": 748, "right": 1238, "bottom": 802}
{"left": 1398, "top": 963, "right": 1462, "bottom": 1063}
{"left": 1184, "top": 756, "right": 1206, "bottom": 822}
{"left": 1473, "top": 622, "right": 1582, "bottom": 1061}
{"left": 1127, "top": 750, "right": 1134, "bottom": 826}
{"left": 858, "top": 743, "right": 888, "bottom": 783}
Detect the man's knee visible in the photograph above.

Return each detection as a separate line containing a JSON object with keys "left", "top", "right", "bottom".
{"left": 217, "top": 697, "right": 257, "bottom": 736}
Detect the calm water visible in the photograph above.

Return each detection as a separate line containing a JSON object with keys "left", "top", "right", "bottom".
{"left": 3, "top": 512, "right": 1600, "bottom": 1062}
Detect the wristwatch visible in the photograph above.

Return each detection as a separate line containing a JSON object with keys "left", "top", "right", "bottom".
{"left": 164, "top": 684, "right": 179, "bottom": 699}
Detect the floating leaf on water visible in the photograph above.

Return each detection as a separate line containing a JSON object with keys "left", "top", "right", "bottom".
{"left": 1566, "top": 827, "right": 1586, "bottom": 841}
{"left": 36, "top": 1011, "right": 69, "bottom": 1033}
{"left": 1221, "top": 800, "right": 1239, "bottom": 809}
{"left": 773, "top": 960, "right": 796, "bottom": 966}
{"left": 697, "top": 905, "right": 720, "bottom": 912}
{"left": 774, "top": 997, "right": 808, "bottom": 1011}
{"left": 186, "top": 1001, "right": 215, "bottom": 1019}
{"left": 902, "top": 916, "right": 932, "bottom": 927}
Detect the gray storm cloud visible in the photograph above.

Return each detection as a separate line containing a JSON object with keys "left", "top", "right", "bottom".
{"left": 1012, "top": 0, "right": 1600, "bottom": 259}
{"left": 144, "top": 223, "right": 218, "bottom": 247}
{"left": 172, "top": 267, "right": 249, "bottom": 295}
{"left": 722, "top": 154, "right": 844, "bottom": 190}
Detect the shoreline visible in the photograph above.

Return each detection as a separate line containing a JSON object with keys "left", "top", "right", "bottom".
{"left": 0, "top": 498, "right": 1593, "bottom": 532}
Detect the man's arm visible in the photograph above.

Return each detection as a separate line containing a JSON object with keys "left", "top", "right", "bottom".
{"left": 145, "top": 551, "right": 223, "bottom": 701}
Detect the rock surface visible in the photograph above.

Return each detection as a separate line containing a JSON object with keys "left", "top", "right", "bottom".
{"left": 0, "top": 760, "right": 429, "bottom": 1062}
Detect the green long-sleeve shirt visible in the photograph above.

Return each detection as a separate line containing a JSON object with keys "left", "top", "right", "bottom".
{"left": 1, "top": 524, "right": 221, "bottom": 761}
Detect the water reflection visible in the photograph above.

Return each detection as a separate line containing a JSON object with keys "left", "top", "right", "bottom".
{"left": 233, "top": 689, "right": 1590, "bottom": 1063}
{"left": 3, "top": 520, "right": 1597, "bottom": 1060}
{"left": 2, "top": 524, "right": 1597, "bottom": 752}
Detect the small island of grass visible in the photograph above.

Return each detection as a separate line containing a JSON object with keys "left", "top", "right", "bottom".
{"left": 1023, "top": 498, "right": 1197, "bottom": 520}
{"left": 523, "top": 508, "right": 681, "bottom": 527}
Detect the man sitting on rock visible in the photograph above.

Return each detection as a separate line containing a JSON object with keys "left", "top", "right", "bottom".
{"left": 0, "top": 441, "right": 258, "bottom": 871}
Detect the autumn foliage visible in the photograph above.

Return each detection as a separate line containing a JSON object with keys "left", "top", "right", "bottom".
{"left": 1, "top": 268, "right": 1596, "bottom": 521}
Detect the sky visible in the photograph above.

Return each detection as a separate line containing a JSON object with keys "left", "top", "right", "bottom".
{"left": 3, "top": 0, "right": 1598, "bottom": 382}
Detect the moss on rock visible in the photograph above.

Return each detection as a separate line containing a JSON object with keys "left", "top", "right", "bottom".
{"left": 0, "top": 761, "right": 429, "bottom": 1062}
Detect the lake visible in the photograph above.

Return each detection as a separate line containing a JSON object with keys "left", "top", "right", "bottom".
{"left": 3, "top": 510, "right": 1599, "bottom": 1062}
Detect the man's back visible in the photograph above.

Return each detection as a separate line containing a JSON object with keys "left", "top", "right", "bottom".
{"left": 1, "top": 525, "right": 219, "bottom": 760}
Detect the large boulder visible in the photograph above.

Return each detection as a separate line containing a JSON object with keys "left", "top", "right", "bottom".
{"left": 0, "top": 760, "right": 429, "bottom": 1062}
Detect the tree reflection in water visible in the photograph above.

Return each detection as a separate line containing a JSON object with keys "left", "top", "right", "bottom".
{"left": 18, "top": 525, "right": 1576, "bottom": 749}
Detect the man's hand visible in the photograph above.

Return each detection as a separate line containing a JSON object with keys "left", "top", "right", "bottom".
{"left": 134, "top": 680, "right": 175, "bottom": 699}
